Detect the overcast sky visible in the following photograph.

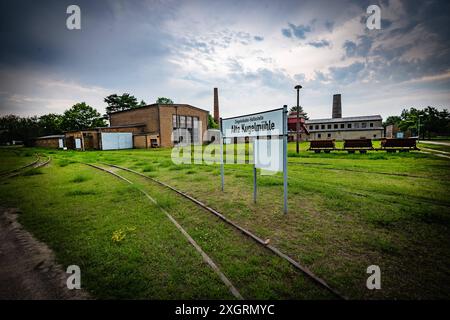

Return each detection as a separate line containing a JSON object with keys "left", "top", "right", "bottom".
{"left": 0, "top": 0, "right": 449, "bottom": 120}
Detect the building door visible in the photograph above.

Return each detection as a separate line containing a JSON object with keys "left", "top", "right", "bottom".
{"left": 101, "top": 132, "right": 133, "bottom": 150}
{"left": 75, "top": 138, "right": 82, "bottom": 149}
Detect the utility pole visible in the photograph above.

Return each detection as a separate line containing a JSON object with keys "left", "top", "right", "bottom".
{"left": 294, "top": 85, "right": 302, "bottom": 154}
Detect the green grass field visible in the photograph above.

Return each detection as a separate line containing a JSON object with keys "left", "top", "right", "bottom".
{"left": 0, "top": 143, "right": 449, "bottom": 299}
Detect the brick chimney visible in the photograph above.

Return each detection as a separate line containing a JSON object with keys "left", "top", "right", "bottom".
{"left": 213, "top": 87, "right": 219, "bottom": 123}
{"left": 332, "top": 94, "right": 342, "bottom": 119}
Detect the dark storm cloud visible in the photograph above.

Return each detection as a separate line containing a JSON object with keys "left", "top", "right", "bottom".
{"left": 0, "top": 0, "right": 174, "bottom": 87}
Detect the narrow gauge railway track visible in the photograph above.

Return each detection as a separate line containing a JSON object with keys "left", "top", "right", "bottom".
{"left": 100, "top": 162, "right": 346, "bottom": 300}
{"left": 81, "top": 162, "right": 243, "bottom": 300}
{"left": 1, "top": 155, "right": 51, "bottom": 179}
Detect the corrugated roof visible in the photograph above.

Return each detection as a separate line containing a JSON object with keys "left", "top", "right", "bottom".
{"left": 305, "top": 115, "right": 382, "bottom": 124}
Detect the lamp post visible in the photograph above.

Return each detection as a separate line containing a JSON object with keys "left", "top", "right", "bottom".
{"left": 294, "top": 85, "right": 302, "bottom": 154}
{"left": 417, "top": 115, "right": 422, "bottom": 142}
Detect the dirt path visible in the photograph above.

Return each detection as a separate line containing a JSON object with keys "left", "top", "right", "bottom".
{"left": 0, "top": 207, "right": 89, "bottom": 299}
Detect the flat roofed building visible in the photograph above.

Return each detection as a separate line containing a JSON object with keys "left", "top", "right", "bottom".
{"left": 305, "top": 115, "right": 383, "bottom": 140}
{"left": 109, "top": 103, "right": 209, "bottom": 147}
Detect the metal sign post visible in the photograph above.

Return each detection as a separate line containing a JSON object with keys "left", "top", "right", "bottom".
{"left": 220, "top": 118, "right": 224, "bottom": 192}
{"left": 282, "top": 105, "right": 288, "bottom": 214}
{"left": 253, "top": 137, "right": 258, "bottom": 203}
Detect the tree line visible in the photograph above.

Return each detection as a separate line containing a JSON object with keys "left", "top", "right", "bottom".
{"left": 383, "top": 106, "right": 450, "bottom": 139}
{"left": 0, "top": 94, "right": 175, "bottom": 145}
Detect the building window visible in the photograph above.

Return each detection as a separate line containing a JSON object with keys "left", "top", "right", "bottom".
{"left": 321, "top": 125, "right": 325, "bottom": 129}
{"left": 340, "top": 123, "right": 344, "bottom": 129}
{"left": 309, "top": 125, "right": 314, "bottom": 130}
{"left": 172, "top": 114, "right": 177, "bottom": 129}
{"left": 327, "top": 124, "right": 331, "bottom": 129}
{"left": 370, "top": 122, "right": 374, "bottom": 127}
{"left": 355, "top": 123, "right": 360, "bottom": 128}
{"left": 373, "top": 134, "right": 377, "bottom": 138}
{"left": 361, "top": 122, "right": 367, "bottom": 128}
{"left": 347, "top": 123, "right": 352, "bottom": 128}
{"left": 187, "top": 116, "right": 193, "bottom": 128}
{"left": 327, "top": 133, "right": 331, "bottom": 138}
{"left": 318, "top": 133, "right": 321, "bottom": 138}
{"left": 315, "top": 125, "right": 319, "bottom": 130}
{"left": 179, "top": 116, "right": 186, "bottom": 128}
{"left": 334, "top": 124, "right": 338, "bottom": 129}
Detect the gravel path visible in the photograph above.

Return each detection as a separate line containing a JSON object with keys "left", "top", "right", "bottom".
{"left": 0, "top": 207, "right": 89, "bottom": 300}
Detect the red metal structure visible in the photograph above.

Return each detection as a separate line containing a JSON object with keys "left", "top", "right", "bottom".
{"left": 287, "top": 111, "right": 309, "bottom": 142}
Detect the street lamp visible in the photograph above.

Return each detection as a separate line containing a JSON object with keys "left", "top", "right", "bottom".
{"left": 294, "top": 85, "right": 302, "bottom": 154}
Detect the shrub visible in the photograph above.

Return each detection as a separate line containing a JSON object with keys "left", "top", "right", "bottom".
{"left": 71, "top": 174, "right": 90, "bottom": 183}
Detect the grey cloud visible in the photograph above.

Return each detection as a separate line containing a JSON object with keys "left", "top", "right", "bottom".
{"left": 308, "top": 40, "right": 330, "bottom": 48}
{"left": 282, "top": 23, "right": 311, "bottom": 40}
{"left": 329, "top": 62, "right": 365, "bottom": 83}
{"left": 229, "top": 68, "right": 292, "bottom": 90}
{"left": 325, "top": 20, "right": 334, "bottom": 32}
{"left": 281, "top": 28, "right": 292, "bottom": 38}
{"left": 343, "top": 35, "right": 372, "bottom": 57}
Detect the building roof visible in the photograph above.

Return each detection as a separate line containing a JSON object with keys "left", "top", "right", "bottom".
{"left": 305, "top": 115, "right": 382, "bottom": 124}
{"left": 109, "top": 103, "right": 210, "bottom": 115}
{"left": 100, "top": 123, "right": 146, "bottom": 129}
{"left": 64, "top": 123, "right": 146, "bottom": 133}
{"left": 34, "top": 134, "right": 65, "bottom": 140}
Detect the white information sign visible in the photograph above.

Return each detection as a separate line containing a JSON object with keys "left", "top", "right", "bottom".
{"left": 220, "top": 106, "right": 288, "bottom": 214}
{"left": 254, "top": 138, "right": 283, "bottom": 172}
{"left": 221, "top": 108, "right": 284, "bottom": 138}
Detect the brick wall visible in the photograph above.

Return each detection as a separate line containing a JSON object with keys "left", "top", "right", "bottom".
{"left": 34, "top": 138, "right": 61, "bottom": 148}
{"left": 158, "top": 105, "right": 208, "bottom": 147}
{"left": 110, "top": 106, "right": 159, "bottom": 133}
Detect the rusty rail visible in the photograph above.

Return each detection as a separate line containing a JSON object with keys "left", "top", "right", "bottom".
{"left": 102, "top": 162, "right": 346, "bottom": 300}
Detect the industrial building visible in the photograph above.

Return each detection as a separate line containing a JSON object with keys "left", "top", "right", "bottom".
{"left": 33, "top": 93, "right": 216, "bottom": 150}
{"left": 304, "top": 94, "right": 384, "bottom": 140}
{"left": 109, "top": 103, "right": 209, "bottom": 148}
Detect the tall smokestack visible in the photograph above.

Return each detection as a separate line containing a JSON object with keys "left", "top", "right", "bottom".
{"left": 332, "top": 94, "right": 342, "bottom": 119}
{"left": 213, "top": 87, "right": 219, "bottom": 123}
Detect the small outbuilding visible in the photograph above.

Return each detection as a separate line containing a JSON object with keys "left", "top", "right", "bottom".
{"left": 33, "top": 135, "right": 65, "bottom": 149}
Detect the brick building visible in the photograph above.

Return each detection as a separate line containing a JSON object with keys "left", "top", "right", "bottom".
{"left": 109, "top": 103, "right": 209, "bottom": 147}
{"left": 33, "top": 135, "right": 65, "bottom": 148}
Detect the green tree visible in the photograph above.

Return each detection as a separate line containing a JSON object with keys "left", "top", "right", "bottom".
{"left": 38, "top": 113, "right": 64, "bottom": 135}
{"left": 392, "top": 106, "right": 450, "bottom": 138}
{"left": 61, "top": 102, "right": 106, "bottom": 131}
{"left": 104, "top": 93, "right": 146, "bottom": 114}
{"left": 156, "top": 97, "right": 174, "bottom": 104}
{"left": 383, "top": 116, "right": 401, "bottom": 128}
{"left": 0, "top": 114, "right": 40, "bottom": 145}
{"left": 208, "top": 114, "right": 218, "bottom": 129}
{"left": 289, "top": 105, "right": 309, "bottom": 120}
